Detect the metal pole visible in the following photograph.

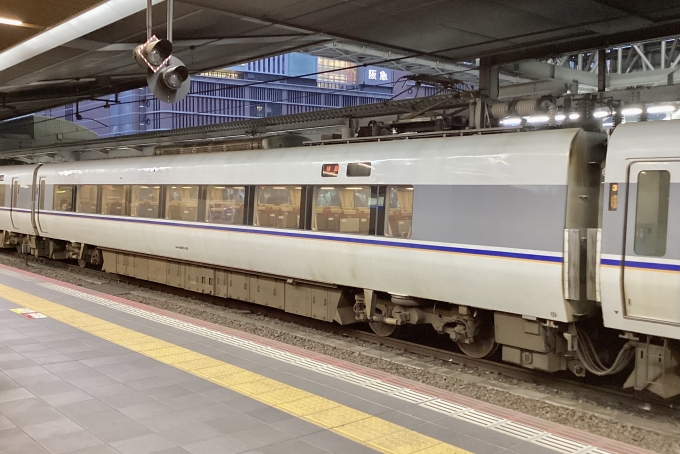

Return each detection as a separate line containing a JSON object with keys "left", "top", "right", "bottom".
{"left": 167, "top": 0, "right": 173, "bottom": 42}
{"left": 577, "top": 53, "right": 583, "bottom": 71}
{"left": 598, "top": 49, "right": 606, "bottom": 92}
{"left": 617, "top": 47, "right": 622, "bottom": 74}
{"left": 661, "top": 39, "right": 666, "bottom": 69}
{"left": 146, "top": 0, "right": 152, "bottom": 40}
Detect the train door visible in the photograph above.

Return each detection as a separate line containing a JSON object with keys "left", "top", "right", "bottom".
{"left": 623, "top": 161, "right": 680, "bottom": 324}
{"left": 36, "top": 177, "right": 47, "bottom": 233}
{"left": 9, "top": 179, "right": 18, "bottom": 229}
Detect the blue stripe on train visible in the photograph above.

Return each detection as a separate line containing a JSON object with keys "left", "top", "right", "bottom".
{"left": 2, "top": 208, "right": 565, "bottom": 264}
{"left": 601, "top": 257, "right": 680, "bottom": 272}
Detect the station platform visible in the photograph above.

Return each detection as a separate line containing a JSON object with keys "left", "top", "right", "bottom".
{"left": 0, "top": 264, "right": 654, "bottom": 454}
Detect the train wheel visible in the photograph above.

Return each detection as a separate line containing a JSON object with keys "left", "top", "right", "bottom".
{"left": 369, "top": 321, "right": 400, "bottom": 337}
{"left": 457, "top": 325, "right": 498, "bottom": 358}
{"left": 78, "top": 259, "right": 87, "bottom": 268}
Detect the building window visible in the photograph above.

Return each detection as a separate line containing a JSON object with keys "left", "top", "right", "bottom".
{"left": 385, "top": 186, "right": 414, "bottom": 239}
{"left": 317, "top": 57, "right": 356, "bottom": 88}
{"left": 54, "top": 185, "right": 75, "bottom": 212}
{"left": 254, "top": 186, "right": 301, "bottom": 229}
{"left": 166, "top": 185, "right": 199, "bottom": 221}
{"left": 634, "top": 170, "right": 670, "bottom": 256}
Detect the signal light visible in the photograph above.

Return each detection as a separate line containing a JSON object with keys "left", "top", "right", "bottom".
{"left": 146, "top": 56, "right": 191, "bottom": 103}
{"left": 133, "top": 35, "right": 173, "bottom": 71}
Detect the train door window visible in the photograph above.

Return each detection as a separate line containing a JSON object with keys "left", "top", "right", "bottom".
{"left": 131, "top": 185, "right": 160, "bottom": 218}
{"left": 12, "top": 181, "right": 18, "bottom": 208}
{"left": 205, "top": 186, "right": 245, "bottom": 225}
{"left": 313, "top": 186, "right": 371, "bottom": 234}
{"left": 634, "top": 170, "right": 670, "bottom": 256}
{"left": 54, "top": 185, "right": 75, "bottom": 212}
{"left": 76, "top": 185, "right": 98, "bottom": 214}
{"left": 166, "top": 185, "right": 199, "bottom": 221}
{"left": 39, "top": 180, "right": 45, "bottom": 210}
{"left": 101, "top": 185, "right": 127, "bottom": 216}
{"left": 0, "top": 185, "right": 5, "bottom": 207}
{"left": 385, "top": 186, "right": 414, "bottom": 239}
{"left": 253, "top": 186, "right": 301, "bottom": 229}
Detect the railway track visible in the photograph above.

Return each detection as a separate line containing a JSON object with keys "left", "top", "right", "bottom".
{"left": 4, "top": 250, "right": 680, "bottom": 419}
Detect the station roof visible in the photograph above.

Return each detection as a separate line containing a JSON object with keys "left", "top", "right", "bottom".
{"left": 1, "top": 0, "right": 680, "bottom": 121}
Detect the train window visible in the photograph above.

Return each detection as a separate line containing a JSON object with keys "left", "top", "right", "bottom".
{"left": 39, "top": 180, "right": 45, "bottom": 210}
{"left": 385, "top": 186, "right": 414, "bottom": 239}
{"left": 205, "top": 186, "right": 245, "bottom": 225}
{"left": 253, "top": 186, "right": 301, "bottom": 229}
{"left": 313, "top": 186, "right": 371, "bottom": 234}
{"left": 76, "top": 185, "right": 98, "bottom": 214}
{"left": 101, "top": 185, "right": 127, "bottom": 216}
{"left": 0, "top": 185, "right": 5, "bottom": 207}
{"left": 130, "top": 185, "right": 160, "bottom": 219}
{"left": 166, "top": 185, "right": 199, "bottom": 221}
{"left": 634, "top": 170, "right": 670, "bottom": 257}
{"left": 54, "top": 185, "right": 75, "bottom": 212}
{"left": 347, "top": 162, "right": 371, "bottom": 177}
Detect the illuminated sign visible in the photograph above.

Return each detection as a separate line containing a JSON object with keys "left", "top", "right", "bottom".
{"left": 322, "top": 164, "right": 339, "bottom": 177}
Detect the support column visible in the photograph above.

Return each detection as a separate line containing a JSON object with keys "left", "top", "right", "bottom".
{"left": 475, "top": 58, "right": 499, "bottom": 129}
{"left": 598, "top": 49, "right": 607, "bottom": 93}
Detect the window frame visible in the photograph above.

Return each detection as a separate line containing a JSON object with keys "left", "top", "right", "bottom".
{"left": 633, "top": 170, "right": 670, "bottom": 257}
{"left": 384, "top": 185, "right": 414, "bottom": 239}
{"left": 53, "top": 185, "right": 76, "bottom": 212}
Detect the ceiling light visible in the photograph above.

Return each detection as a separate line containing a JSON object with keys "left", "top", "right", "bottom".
{"left": 569, "top": 113, "right": 580, "bottom": 120}
{"left": 0, "top": 17, "right": 22, "bottom": 26}
{"left": 527, "top": 115, "right": 549, "bottom": 124}
{"left": 622, "top": 107, "right": 642, "bottom": 116}
{"left": 593, "top": 110, "right": 609, "bottom": 118}
{"left": 555, "top": 114, "right": 566, "bottom": 121}
{"left": 647, "top": 105, "right": 675, "bottom": 114}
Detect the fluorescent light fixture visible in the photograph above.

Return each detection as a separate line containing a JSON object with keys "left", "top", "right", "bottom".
{"left": 0, "top": 17, "right": 22, "bottom": 26}
{"left": 569, "top": 113, "right": 580, "bottom": 120}
{"left": 555, "top": 114, "right": 566, "bottom": 121}
{"left": 593, "top": 110, "right": 609, "bottom": 118}
{"left": 502, "top": 117, "right": 522, "bottom": 126}
{"left": 647, "top": 105, "right": 675, "bottom": 114}
{"left": 622, "top": 107, "right": 642, "bottom": 116}
{"left": 527, "top": 115, "right": 549, "bottom": 124}
{"left": 0, "top": 0, "right": 164, "bottom": 72}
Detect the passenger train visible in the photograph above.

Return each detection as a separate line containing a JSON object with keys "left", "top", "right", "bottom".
{"left": 0, "top": 121, "right": 679, "bottom": 397}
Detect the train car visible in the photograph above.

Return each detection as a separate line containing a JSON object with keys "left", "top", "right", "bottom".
{"left": 0, "top": 122, "right": 677, "bottom": 398}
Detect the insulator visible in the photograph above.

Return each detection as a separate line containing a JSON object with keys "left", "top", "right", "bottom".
{"left": 514, "top": 99, "right": 539, "bottom": 116}
{"left": 489, "top": 103, "right": 509, "bottom": 118}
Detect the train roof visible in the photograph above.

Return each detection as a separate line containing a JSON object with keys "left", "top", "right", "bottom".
{"left": 3, "top": 128, "right": 589, "bottom": 187}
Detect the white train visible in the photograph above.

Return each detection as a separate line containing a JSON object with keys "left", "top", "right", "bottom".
{"left": 0, "top": 121, "right": 678, "bottom": 397}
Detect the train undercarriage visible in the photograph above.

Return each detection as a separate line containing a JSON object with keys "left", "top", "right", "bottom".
{"left": 3, "top": 233, "right": 680, "bottom": 399}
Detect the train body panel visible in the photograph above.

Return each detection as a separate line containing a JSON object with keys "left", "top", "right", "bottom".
{"left": 601, "top": 121, "right": 680, "bottom": 339}
{"left": 36, "top": 211, "right": 569, "bottom": 321}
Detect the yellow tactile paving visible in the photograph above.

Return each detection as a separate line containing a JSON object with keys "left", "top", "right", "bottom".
{"left": 230, "top": 378, "right": 288, "bottom": 396}
{"left": 370, "top": 430, "right": 441, "bottom": 454}
{"left": 277, "top": 395, "right": 343, "bottom": 415}
{"left": 0, "top": 284, "right": 473, "bottom": 454}
{"left": 336, "top": 416, "right": 404, "bottom": 442}
{"left": 193, "top": 364, "right": 242, "bottom": 378}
